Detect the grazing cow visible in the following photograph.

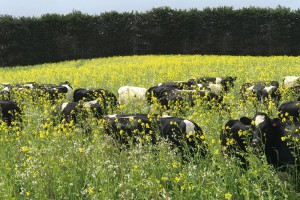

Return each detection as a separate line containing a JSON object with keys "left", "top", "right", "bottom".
{"left": 0, "top": 100, "right": 22, "bottom": 126}
{"left": 0, "top": 85, "right": 10, "bottom": 100}
{"left": 240, "top": 81, "right": 281, "bottom": 106}
{"left": 278, "top": 101, "right": 300, "bottom": 122}
{"left": 73, "top": 88, "right": 117, "bottom": 108}
{"left": 188, "top": 76, "right": 237, "bottom": 92}
{"left": 283, "top": 76, "right": 300, "bottom": 88}
{"left": 2, "top": 82, "right": 38, "bottom": 90}
{"left": 118, "top": 86, "right": 147, "bottom": 105}
{"left": 146, "top": 85, "right": 177, "bottom": 104}
{"left": 103, "top": 114, "right": 207, "bottom": 157}
{"left": 1, "top": 82, "right": 39, "bottom": 100}
{"left": 220, "top": 118, "right": 256, "bottom": 168}
{"left": 158, "top": 89, "right": 223, "bottom": 109}
{"left": 241, "top": 113, "right": 300, "bottom": 171}
{"left": 61, "top": 100, "right": 104, "bottom": 123}
{"left": 38, "top": 81, "right": 73, "bottom": 101}
{"left": 157, "top": 81, "right": 197, "bottom": 90}
{"left": 146, "top": 83, "right": 223, "bottom": 109}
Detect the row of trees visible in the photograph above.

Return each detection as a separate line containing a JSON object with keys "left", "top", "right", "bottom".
{"left": 0, "top": 6, "right": 300, "bottom": 67}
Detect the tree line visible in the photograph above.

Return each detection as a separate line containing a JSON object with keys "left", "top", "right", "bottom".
{"left": 0, "top": 6, "right": 299, "bottom": 67}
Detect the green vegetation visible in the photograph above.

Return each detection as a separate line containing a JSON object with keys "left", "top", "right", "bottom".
{"left": 1, "top": 55, "right": 300, "bottom": 199}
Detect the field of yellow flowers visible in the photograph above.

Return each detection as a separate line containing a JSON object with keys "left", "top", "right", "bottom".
{"left": 1, "top": 55, "right": 300, "bottom": 199}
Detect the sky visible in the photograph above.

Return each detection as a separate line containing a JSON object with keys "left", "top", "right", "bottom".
{"left": 0, "top": 0, "right": 299, "bottom": 18}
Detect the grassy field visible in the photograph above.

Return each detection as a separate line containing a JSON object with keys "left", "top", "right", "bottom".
{"left": 1, "top": 55, "right": 300, "bottom": 199}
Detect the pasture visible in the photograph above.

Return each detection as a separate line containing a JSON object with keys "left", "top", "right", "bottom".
{"left": 1, "top": 55, "right": 300, "bottom": 199}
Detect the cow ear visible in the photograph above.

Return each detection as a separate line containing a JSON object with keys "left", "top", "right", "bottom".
{"left": 240, "top": 117, "right": 252, "bottom": 125}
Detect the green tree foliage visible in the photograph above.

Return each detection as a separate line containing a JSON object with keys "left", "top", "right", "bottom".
{"left": 0, "top": 7, "right": 300, "bottom": 67}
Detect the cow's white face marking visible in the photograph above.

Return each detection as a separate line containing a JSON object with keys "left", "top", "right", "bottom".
{"left": 62, "top": 84, "right": 72, "bottom": 93}
{"left": 263, "top": 86, "right": 276, "bottom": 93}
{"left": 184, "top": 120, "right": 195, "bottom": 134}
{"left": 62, "top": 84, "right": 73, "bottom": 101}
{"left": 215, "top": 78, "right": 222, "bottom": 84}
{"left": 254, "top": 115, "right": 265, "bottom": 127}
{"left": 157, "top": 83, "right": 162, "bottom": 86}
{"left": 61, "top": 103, "right": 68, "bottom": 111}
{"left": 83, "top": 100, "right": 98, "bottom": 108}
{"left": 107, "top": 114, "right": 117, "bottom": 118}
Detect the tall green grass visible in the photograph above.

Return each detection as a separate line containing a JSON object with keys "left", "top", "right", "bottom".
{"left": 1, "top": 55, "right": 300, "bottom": 199}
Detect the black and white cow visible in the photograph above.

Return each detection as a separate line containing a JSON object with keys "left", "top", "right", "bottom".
{"left": 278, "top": 101, "right": 300, "bottom": 122}
{"left": 38, "top": 81, "right": 73, "bottom": 101}
{"left": 156, "top": 81, "right": 197, "bottom": 90}
{"left": 146, "top": 83, "right": 222, "bottom": 109}
{"left": 61, "top": 100, "right": 104, "bottom": 123}
{"left": 241, "top": 113, "right": 300, "bottom": 171}
{"left": 0, "top": 100, "right": 22, "bottom": 126}
{"left": 1, "top": 82, "right": 39, "bottom": 100}
{"left": 146, "top": 85, "right": 177, "bottom": 104}
{"left": 188, "top": 76, "right": 237, "bottom": 92}
{"left": 240, "top": 81, "right": 281, "bottom": 106}
{"left": 73, "top": 88, "right": 118, "bottom": 108}
{"left": 118, "top": 86, "right": 147, "bottom": 105}
{"left": 103, "top": 114, "right": 207, "bottom": 157}
{"left": 220, "top": 118, "right": 257, "bottom": 168}
{"left": 158, "top": 89, "right": 223, "bottom": 109}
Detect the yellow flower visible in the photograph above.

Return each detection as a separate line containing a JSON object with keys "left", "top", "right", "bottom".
{"left": 79, "top": 148, "right": 84, "bottom": 153}
{"left": 281, "top": 137, "right": 286, "bottom": 141}
{"left": 21, "top": 146, "right": 29, "bottom": 152}
{"left": 225, "top": 192, "right": 232, "bottom": 200}
{"left": 172, "top": 161, "right": 179, "bottom": 168}
{"left": 174, "top": 176, "right": 180, "bottom": 182}
{"left": 88, "top": 186, "right": 94, "bottom": 195}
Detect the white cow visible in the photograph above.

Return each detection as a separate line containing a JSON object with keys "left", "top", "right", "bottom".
{"left": 283, "top": 76, "right": 300, "bottom": 87}
{"left": 118, "top": 86, "right": 147, "bottom": 105}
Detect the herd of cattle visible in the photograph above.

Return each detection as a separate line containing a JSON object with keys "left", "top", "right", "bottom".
{"left": 1, "top": 75, "right": 300, "bottom": 171}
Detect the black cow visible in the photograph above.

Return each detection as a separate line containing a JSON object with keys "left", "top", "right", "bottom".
{"left": 188, "top": 76, "right": 237, "bottom": 92}
{"left": 73, "top": 88, "right": 117, "bottom": 108}
{"left": 241, "top": 113, "right": 300, "bottom": 171}
{"left": 240, "top": 81, "right": 281, "bottom": 106}
{"left": 103, "top": 114, "right": 207, "bottom": 158}
{"left": 61, "top": 100, "right": 104, "bottom": 123}
{"left": 220, "top": 118, "right": 256, "bottom": 168}
{"left": 278, "top": 101, "right": 300, "bottom": 122}
{"left": 0, "top": 100, "right": 22, "bottom": 126}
